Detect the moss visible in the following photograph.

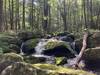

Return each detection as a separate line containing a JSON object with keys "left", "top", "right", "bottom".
{"left": 55, "top": 57, "right": 65, "bottom": 65}
{"left": 25, "top": 39, "right": 39, "bottom": 49}
{"left": 45, "top": 40, "right": 77, "bottom": 54}
{"left": 0, "top": 53, "right": 24, "bottom": 62}
{"left": 32, "top": 64, "right": 95, "bottom": 75}
{"left": 0, "top": 33, "right": 15, "bottom": 53}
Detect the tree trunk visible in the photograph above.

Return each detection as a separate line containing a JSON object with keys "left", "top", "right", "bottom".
{"left": 74, "top": 30, "right": 89, "bottom": 68}
{"left": 0, "top": 0, "right": 3, "bottom": 32}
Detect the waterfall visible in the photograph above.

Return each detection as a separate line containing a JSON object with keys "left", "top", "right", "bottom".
{"left": 34, "top": 39, "right": 48, "bottom": 55}
{"left": 20, "top": 42, "right": 25, "bottom": 55}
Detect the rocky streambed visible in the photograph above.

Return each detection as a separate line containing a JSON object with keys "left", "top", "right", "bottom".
{"left": 0, "top": 31, "right": 100, "bottom": 75}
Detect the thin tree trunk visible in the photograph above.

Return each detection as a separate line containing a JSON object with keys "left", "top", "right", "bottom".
{"left": 22, "top": 0, "right": 25, "bottom": 29}
{"left": 74, "top": 31, "right": 89, "bottom": 68}
{"left": 0, "top": 0, "right": 3, "bottom": 31}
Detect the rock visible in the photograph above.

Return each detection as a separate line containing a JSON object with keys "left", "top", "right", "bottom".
{"left": 83, "top": 47, "right": 100, "bottom": 69}
{"left": 88, "top": 31, "right": 100, "bottom": 48}
{"left": 23, "top": 55, "right": 46, "bottom": 64}
{"left": 0, "top": 33, "right": 19, "bottom": 53}
{"left": 43, "top": 39, "right": 77, "bottom": 57}
{"left": 0, "top": 62, "right": 47, "bottom": 75}
{"left": 17, "top": 31, "right": 44, "bottom": 41}
{"left": 22, "top": 39, "right": 39, "bottom": 55}
{"left": 75, "top": 31, "right": 100, "bottom": 50}
{"left": 0, "top": 53, "right": 24, "bottom": 63}
{"left": 0, "top": 61, "right": 14, "bottom": 74}
{"left": 1, "top": 63, "right": 94, "bottom": 75}
{"left": 9, "top": 44, "right": 20, "bottom": 53}
{"left": 83, "top": 47, "right": 100, "bottom": 61}
{"left": 0, "top": 53, "right": 24, "bottom": 74}
{"left": 32, "top": 64, "right": 95, "bottom": 75}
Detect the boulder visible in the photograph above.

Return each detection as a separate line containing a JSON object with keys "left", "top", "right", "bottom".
{"left": 83, "top": 47, "right": 100, "bottom": 61}
{"left": 0, "top": 62, "right": 47, "bottom": 75}
{"left": 43, "top": 39, "right": 77, "bottom": 57}
{"left": 0, "top": 62, "right": 95, "bottom": 75}
{"left": 32, "top": 64, "right": 95, "bottom": 75}
{"left": 17, "top": 31, "right": 44, "bottom": 41}
{"left": 0, "top": 53, "right": 24, "bottom": 74}
{"left": 83, "top": 47, "right": 100, "bottom": 69}
{"left": 0, "top": 53, "right": 24, "bottom": 63}
{"left": 22, "top": 39, "right": 39, "bottom": 55}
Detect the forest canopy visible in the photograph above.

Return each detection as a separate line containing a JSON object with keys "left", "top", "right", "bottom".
{"left": 0, "top": 0, "right": 100, "bottom": 34}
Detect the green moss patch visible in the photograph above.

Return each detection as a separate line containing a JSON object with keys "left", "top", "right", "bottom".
{"left": 33, "top": 64, "right": 95, "bottom": 75}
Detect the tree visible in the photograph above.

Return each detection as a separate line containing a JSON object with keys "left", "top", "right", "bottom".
{"left": 0, "top": 0, "right": 3, "bottom": 31}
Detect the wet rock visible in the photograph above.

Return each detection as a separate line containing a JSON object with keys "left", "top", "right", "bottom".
{"left": 43, "top": 39, "right": 77, "bottom": 57}
{"left": 22, "top": 39, "right": 39, "bottom": 55}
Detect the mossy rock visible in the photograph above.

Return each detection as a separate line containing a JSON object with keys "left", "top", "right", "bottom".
{"left": 24, "top": 39, "right": 39, "bottom": 49}
{"left": 33, "top": 64, "right": 95, "bottom": 75}
{"left": 0, "top": 53, "right": 24, "bottom": 63}
{"left": 23, "top": 55, "right": 46, "bottom": 64}
{"left": 0, "top": 62, "right": 48, "bottom": 75}
{"left": 0, "top": 33, "right": 17, "bottom": 53}
{"left": 17, "top": 31, "right": 44, "bottom": 41}
{"left": 44, "top": 39, "right": 77, "bottom": 55}
{"left": 22, "top": 39, "right": 39, "bottom": 54}
{"left": 83, "top": 47, "right": 100, "bottom": 61}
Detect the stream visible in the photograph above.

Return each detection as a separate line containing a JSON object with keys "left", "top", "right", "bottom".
{"left": 19, "top": 37, "right": 100, "bottom": 75}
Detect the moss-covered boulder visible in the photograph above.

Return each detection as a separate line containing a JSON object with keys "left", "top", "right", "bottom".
{"left": 22, "top": 39, "right": 39, "bottom": 55}
{"left": 43, "top": 39, "right": 77, "bottom": 57}
{"left": 0, "top": 53, "right": 24, "bottom": 63}
{"left": 0, "top": 32, "right": 21, "bottom": 53}
{"left": 0, "top": 62, "right": 47, "bottom": 75}
{"left": 83, "top": 47, "right": 100, "bottom": 61}
{"left": 33, "top": 64, "right": 95, "bottom": 75}
{"left": 0, "top": 62, "right": 95, "bottom": 75}
{"left": 0, "top": 53, "right": 24, "bottom": 74}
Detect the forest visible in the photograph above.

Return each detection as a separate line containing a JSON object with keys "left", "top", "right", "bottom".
{"left": 0, "top": 0, "right": 100, "bottom": 75}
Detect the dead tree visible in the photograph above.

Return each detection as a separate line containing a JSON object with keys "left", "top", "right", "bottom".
{"left": 74, "top": 30, "right": 89, "bottom": 68}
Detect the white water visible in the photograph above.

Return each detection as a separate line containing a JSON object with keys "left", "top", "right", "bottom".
{"left": 20, "top": 42, "right": 25, "bottom": 55}
{"left": 34, "top": 39, "right": 48, "bottom": 55}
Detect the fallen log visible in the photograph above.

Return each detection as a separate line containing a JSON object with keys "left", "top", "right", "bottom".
{"left": 74, "top": 30, "right": 89, "bottom": 68}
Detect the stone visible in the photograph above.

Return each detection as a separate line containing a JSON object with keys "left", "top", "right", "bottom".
{"left": 43, "top": 39, "right": 77, "bottom": 57}
{"left": 0, "top": 62, "right": 47, "bottom": 75}
{"left": 0, "top": 53, "right": 24, "bottom": 63}
{"left": 22, "top": 39, "right": 39, "bottom": 55}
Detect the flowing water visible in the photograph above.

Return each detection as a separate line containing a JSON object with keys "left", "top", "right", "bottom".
{"left": 34, "top": 39, "right": 48, "bottom": 55}
{"left": 20, "top": 42, "right": 25, "bottom": 55}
